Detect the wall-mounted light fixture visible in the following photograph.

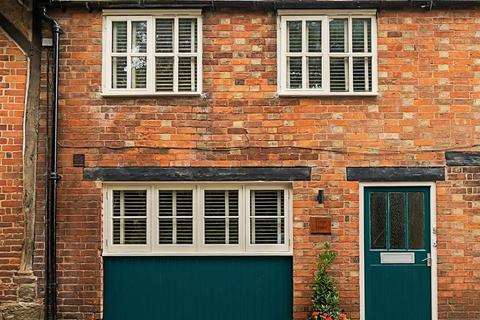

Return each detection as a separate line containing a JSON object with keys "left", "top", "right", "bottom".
{"left": 317, "top": 190, "right": 324, "bottom": 204}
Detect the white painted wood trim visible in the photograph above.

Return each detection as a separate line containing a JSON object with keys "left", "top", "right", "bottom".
{"left": 103, "top": 9, "right": 202, "bottom": 16}
{"left": 359, "top": 182, "right": 438, "bottom": 320}
{"left": 277, "top": 9, "right": 377, "bottom": 16}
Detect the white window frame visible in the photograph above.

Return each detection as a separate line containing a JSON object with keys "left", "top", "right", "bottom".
{"left": 103, "top": 183, "right": 293, "bottom": 256}
{"left": 102, "top": 9, "right": 203, "bottom": 96}
{"left": 277, "top": 9, "right": 378, "bottom": 96}
{"left": 103, "top": 185, "right": 152, "bottom": 254}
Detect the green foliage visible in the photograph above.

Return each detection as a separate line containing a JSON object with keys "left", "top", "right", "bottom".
{"left": 309, "top": 243, "right": 346, "bottom": 320}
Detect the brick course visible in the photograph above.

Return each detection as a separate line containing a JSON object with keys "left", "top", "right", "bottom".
{"left": 32, "top": 8, "right": 480, "bottom": 320}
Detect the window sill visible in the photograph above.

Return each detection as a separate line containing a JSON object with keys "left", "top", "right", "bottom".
{"left": 100, "top": 91, "right": 203, "bottom": 97}
{"left": 277, "top": 91, "right": 379, "bottom": 97}
{"left": 102, "top": 251, "right": 294, "bottom": 257}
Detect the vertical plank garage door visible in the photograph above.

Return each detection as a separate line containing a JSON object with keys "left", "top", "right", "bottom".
{"left": 104, "top": 256, "right": 292, "bottom": 320}
{"left": 103, "top": 186, "right": 293, "bottom": 320}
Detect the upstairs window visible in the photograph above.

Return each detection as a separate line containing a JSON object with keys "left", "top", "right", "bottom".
{"left": 278, "top": 11, "right": 377, "bottom": 95}
{"left": 103, "top": 11, "right": 202, "bottom": 96}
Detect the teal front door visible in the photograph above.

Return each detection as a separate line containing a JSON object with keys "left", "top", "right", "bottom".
{"left": 364, "top": 187, "right": 432, "bottom": 320}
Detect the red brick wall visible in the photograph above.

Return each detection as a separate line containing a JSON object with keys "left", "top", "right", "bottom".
{"left": 36, "top": 8, "right": 480, "bottom": 319}
{"left": 0, "top": 28, "right": 27, "bottom": 302}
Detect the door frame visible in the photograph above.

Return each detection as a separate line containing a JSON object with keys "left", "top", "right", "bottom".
{"left": 359, "top": 182, "right": 438, "bottom": 320}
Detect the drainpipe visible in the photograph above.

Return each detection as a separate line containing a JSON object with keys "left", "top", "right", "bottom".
{"left": 42, "top": 7, "right": 62, "bottom": 320}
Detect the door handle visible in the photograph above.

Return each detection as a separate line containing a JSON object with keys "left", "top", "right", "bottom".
{"left": 421, "top": 253, "right": 431, "bottom": 267}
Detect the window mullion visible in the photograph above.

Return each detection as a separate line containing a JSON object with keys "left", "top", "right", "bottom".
{"left": 172, "top": 191, "right": 177, "bottom": 245}
{"left": 225, "top": 191, "right": 230, "bottom": 245}
{"left": 126, "top": 20, "right": 132, "bottom": 90}
{"left": 173, "top": 17, "right": 179, "bottom": 92}
{"left": 277, "top": 190, "right": 282, "bottom": 244}
{"left": 120, "top": 191, "right": 125, "bottom": 245}
{"left": 348, "top": 17, "right": 354, "bottom": 93}
{"left": 323, "top": 17, "right": 330, "bottom": 93}
{"left": 251, "top": 189, "right": 255, "bottom": 245}
{"left": 147, "top": 17, "right": 155, "bottom": 93}
{"left": 301, "top": 19, "right": 307, "bottom": 89}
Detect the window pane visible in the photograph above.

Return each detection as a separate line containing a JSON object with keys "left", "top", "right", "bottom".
{"left": 353, "top": 57, "right": 372, "bottom": 92}
{"left": 287, "top": 21, "right": 302, "bottom": 53}
{"left": 113, "top": 219, "right": 147, "bottom": 245}
{"left": 178, "top": 57, "right": 197, "bottom": 92}
{"left": 177, "top": 218, "right": 193, "bottom": 244}
{"left": 176, "top": 191, "right": 193, "bottom": 216}
{"left": 156, "top": 19, "right": 174, "bottom": 53}
{"left": 112, "top": 57, "right": 127, "bottom": 89}
{"left": 389, "top": 192, "right": 406, "bottom": 249}
{"left": 131, "top": 21, "right": 147, "bottom": 53}
{"left": 329, "top": 18, "right": 347, "bottom": 53}
{"left": 352, "top": 18, "right": 371, "bottom": 53}
{"left": 287, "top": 57, "right": 302, "bottom": 89}
{"left": 370, "top": 192, "right": 386, "bottom": 249}
{"left": 250, "top": 190, "right": 285, "bottom": 245}
{"left": 131, "top": 56, "right": 147, "bottom": 89}
{"left": 158, "top": 190, "right": 193, "bottom": 245}
{"left": 112, "top": 190, "right": 147, "bottom": 245}
{"left": 308, "top": 57, "right": 322, "bottom": 89}
{"left": 179, "top": 18, "right": 197, "bottom": 53}
{"left": 307, "top": 21, "right": 322, "bottom": 52}
{"left": 112, "top": 21, "right": 127, "bottom": 53}
{"left": 408, "top": 192, "right": 425, "bottom": 249}
{"left": 155, "top": 57, "right": 174, "bottom": 92}
{"left": 204, "top": 190, "right": 239, "bottom": 245}
{"left": 330, "top": 57, "right": 348, "bottom": 92}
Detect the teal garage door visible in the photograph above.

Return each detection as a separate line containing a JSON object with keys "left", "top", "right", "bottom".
{"left": 104, "top": 256, "right": 293, "bottom": 320}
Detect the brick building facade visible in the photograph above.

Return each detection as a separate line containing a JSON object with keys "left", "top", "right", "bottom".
{"left": 1, "top": 1, "right": 480, "bottom": 320}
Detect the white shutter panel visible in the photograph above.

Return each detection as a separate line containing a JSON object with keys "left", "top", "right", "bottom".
{"left": 204, "top": 190, "right": 239, "bottom": 245}
{"left": 329, "top": 18, "right": 347, "bottom": 53}
{"left": 155, "top": 19, "right": 174, "bottom": 53}
{"left": 352, "top": 19, "right": 373, "bottom": 92}
{"left": 178, "top": 18, "right": 197, "bottom": 53}
{"left": 158, "top": 190, "right": 193, "bottom": 245}
{"left": 353, "top": 57, "right": 372, "bottom": 92}
{"left": 112, "top": 190, "right": 147, "bottom": 245}
{"left": 112, "top": 21, "right": 127, "bottom": 53}
{"left": 155, "top": 19, "right": 174, "bottom": 92}
{"left": 352, "top": 18, "right": 371, "bottom": 53}
{"left": 330, "top": 57, "right": 349, "bottom": 92}
{"left": 250, "top": 190, "right": 285, "bottom": 245}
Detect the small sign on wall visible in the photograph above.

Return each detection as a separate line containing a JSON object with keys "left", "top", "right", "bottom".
{"left": 310, "top": 217, "right": 331, "bottom": 235}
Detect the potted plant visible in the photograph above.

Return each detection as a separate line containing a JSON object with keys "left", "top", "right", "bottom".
{"left": 309, "top": 243, "right": 350, "bottom": 320}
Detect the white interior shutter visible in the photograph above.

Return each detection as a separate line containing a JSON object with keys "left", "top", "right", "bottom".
{"left": 330, "top": 57, "right": 349, "bottom": 92}
{"left": 204, "top": 190, "right": 239, "bottom": 245}
{"left": 155, "top": 19, "right": 174, "bottom": 91}
{"left": 112, "top": 190, "right": 147, "bottom": 245}
{"left": 158, "top": 190, "right": 193, "bottom": 244}
{"left": 111, "top": 21, "right": 128, "bottom": 89}
{"left": 250, "top": 190, "right": 285, "bottom": 245}
{"left": 352, "top": 19, "right": 373, "bottom": 92}
{"left": 155, "top": 19, "right": 173, "bottom": 52}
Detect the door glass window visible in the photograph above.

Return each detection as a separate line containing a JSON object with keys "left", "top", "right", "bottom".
{"left": 370, "top": 192, "right": 386, "bottom": 249}
{"left": 408, "top": 192, "right": 424, "bottom": 249}
{"left": 389, "top": 192, "right": 405, "bottom": 249}
{"left": 369, "top": 190, "right": 426, "bottom": 250}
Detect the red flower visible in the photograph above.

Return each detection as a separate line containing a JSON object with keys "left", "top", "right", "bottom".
{"left": 326, "top": 317, "right": 333, "bottom": 320}
{"left": 340, "top": 313, "right": 348, "bottom": 319}
{"left": 312, "top": 311, "right": 320, "bottom": 317}
{"left": 323, "top": 313, "right": 328, "bottom": 317}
